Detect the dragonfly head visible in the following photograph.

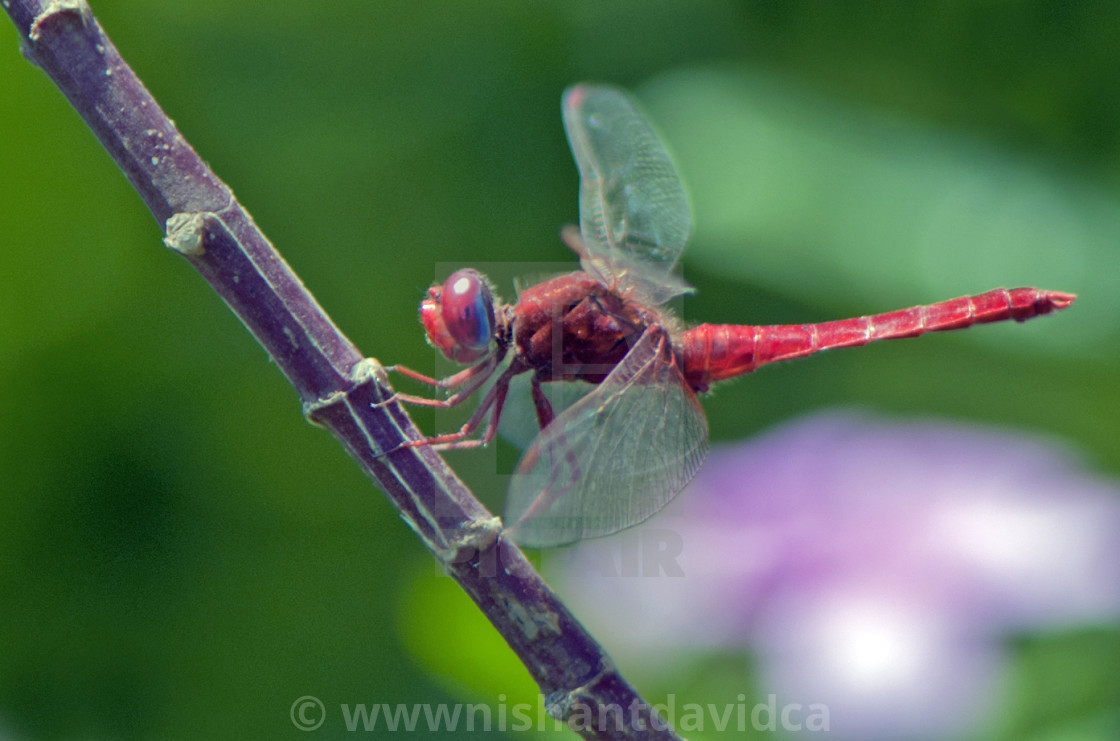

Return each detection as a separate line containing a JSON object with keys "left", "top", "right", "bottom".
{"left": 420, "top": 269, "right": 497, "bottom": 364}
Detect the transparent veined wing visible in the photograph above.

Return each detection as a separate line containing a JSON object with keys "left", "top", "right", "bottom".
{"left": 562, "top": 84, "right": 694, "bottom": 306}
{"left": 505, "top": 328, "right": 709, "bottom": 547}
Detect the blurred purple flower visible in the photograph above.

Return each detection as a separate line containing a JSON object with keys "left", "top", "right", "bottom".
{"left": 546, "top": 410, "right": 1120, "bottom": 739}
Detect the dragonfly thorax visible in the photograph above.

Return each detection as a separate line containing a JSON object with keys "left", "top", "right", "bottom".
{"left": 511, "top": 271, "right": 666, "bottom": 384}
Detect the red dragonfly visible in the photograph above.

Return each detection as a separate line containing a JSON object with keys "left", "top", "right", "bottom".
{"left": 390, "top": 84, "right": 1075, "bottom": 548}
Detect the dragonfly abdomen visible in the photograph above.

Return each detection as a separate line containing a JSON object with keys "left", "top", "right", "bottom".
{"left": 680, "top": 288, "right": 1075, "bottom": 392}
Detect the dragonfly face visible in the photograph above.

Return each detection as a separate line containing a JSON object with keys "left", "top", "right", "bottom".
{"left": 420, "top": 268, "right": 498, "bottom": 365}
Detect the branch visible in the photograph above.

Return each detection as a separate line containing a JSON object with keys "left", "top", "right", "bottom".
{"left": 4, "top": 1, "right": 678, "bottom": 738}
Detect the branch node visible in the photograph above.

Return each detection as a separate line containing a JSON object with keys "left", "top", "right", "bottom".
{"left": 545, "top": 656, "right": 619, "bottom": 720}
{"left": 302, "top": 358, "right": 392, "bottom": 434}
{"left": 301, "top": 389, "right": 346, "bottom": 429}
{"left": 543, "top": 690, "right": 570, "bottom": 720}
{"left": 348, "top": 356, "right": 390, "bottom": 388}
{"left": 29, "top": 0, "right": 92, "bottom": 42}
{"left": 164, "top": 211, "right": 210, "bottom": 256}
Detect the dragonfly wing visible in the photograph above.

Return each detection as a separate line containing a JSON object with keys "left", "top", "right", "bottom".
{"left": 496, "top": 375, "right": 596, "bottom": 451}
{"left": 506, "top": 328, "right": 709, "bottom": 548}
{"left": 562, "top": 84, "right": 694, "bottom": 305}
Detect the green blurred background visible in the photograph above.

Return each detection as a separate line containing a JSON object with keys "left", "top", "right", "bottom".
{"left": 1, "top": 1, "right": 1117, "bottom": 738}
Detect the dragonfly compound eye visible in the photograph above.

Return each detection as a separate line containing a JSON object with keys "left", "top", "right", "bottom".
{"left": 441, "top": 269, "right": 495, "bottom": 351}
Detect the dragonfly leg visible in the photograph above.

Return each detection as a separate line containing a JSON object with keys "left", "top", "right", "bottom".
{"left": 383, "top": 353, "right": 501, "bottom": 409}
{"left": 530, "top": 375, "right": 555, "bottom": 430}
{"left": 510, "top": 443, "right": 582, "bottom": 533}
{"left": 398, "top": 362, "right": 523, "bottom": 452}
